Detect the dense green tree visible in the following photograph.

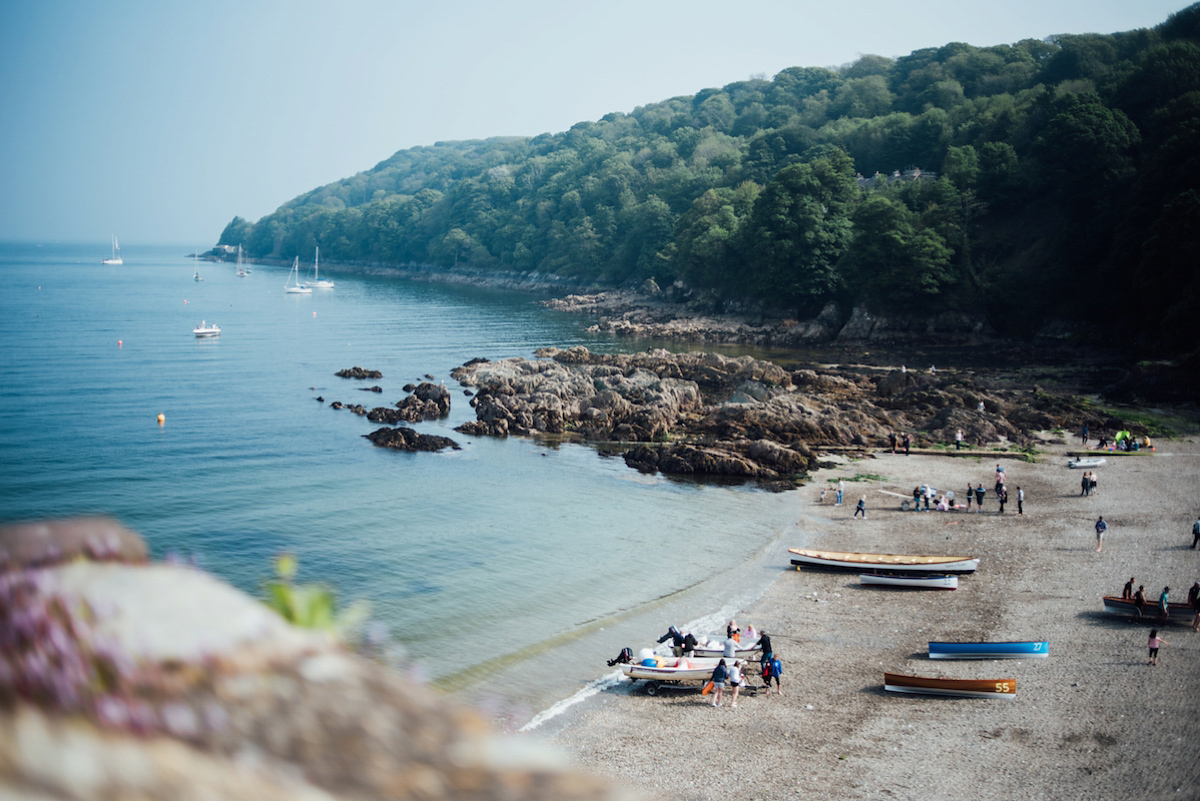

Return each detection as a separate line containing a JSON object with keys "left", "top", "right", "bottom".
{"left": 741, "top": 150, "right": 857, "bottom": 311}
{"left": 840, "top": 193, "right": 953, "bottom": 308}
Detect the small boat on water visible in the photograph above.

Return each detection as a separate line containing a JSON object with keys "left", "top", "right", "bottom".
{"left": 284, "top": 256, "right": 312, "bottom": 294}
{"left": 306, "top": 246, "right": 334, "bottom": 288}
{"left": 861, "top": 573, "right": 958, "bottom": 590}
{"left": 790, "top": 548, "right": 980, "bottom": 574}
{"left": 102, "top": 235, "right": 122, "bottom": 265}
{"left": 929, "top": 641, "right": 1048, "bottom": 659}
{"left": 884, "top": 672, "right": 1015, "bottom": 699}
{"left": 193, "top": 320, "right": 220, "bottom": 338}
{"left": 193, "top": 271, "right": 203, "bottom": 282}
{"left": 1102, "top": 596, "right": 1194, "bottom": 622}
{"left": 1068, "top": 457, "right": 1106, "bottom": 469}
{"left": 236, "top": 245, "right": 250, "bottom": 276}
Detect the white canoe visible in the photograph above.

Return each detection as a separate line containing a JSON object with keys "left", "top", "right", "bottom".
{"left": 860, "top": 573, "right": 958, "bottom": 590}
{"left": 1068, "top": 457, "right": 1106, "bottom": 469}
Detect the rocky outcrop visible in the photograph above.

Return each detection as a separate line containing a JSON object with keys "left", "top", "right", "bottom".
{"left": 366, "top": 382, "right": 452, "bottom": 424}
{"left": 335, "top": 366, "right": 383, "bottom": 379}
{"left": 545, "top": 292, "right": 996, "bottom": 348}
{"left": 363, "top": 426, "right": 460, "bottom": 452}
{"left": 0, "top": 518, "right": 636, "bottom": 801}
{"left": 448, "top": 346, "right": 1150, "bottom": 487}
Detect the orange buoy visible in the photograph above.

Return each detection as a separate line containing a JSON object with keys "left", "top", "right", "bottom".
{"left": 157, "top": 413, "right": 165, "bottom": 425}
{"left": 118, "top": 340, "right": 123, "bottom": 347}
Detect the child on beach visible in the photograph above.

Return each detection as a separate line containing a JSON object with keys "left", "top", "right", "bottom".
{"left": 1148, "top": 629, "right": 1168, "bottom": 666}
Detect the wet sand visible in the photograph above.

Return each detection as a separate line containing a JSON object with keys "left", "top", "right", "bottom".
{"left": 533, "top": 435, "right": 1200, "bottom": 800}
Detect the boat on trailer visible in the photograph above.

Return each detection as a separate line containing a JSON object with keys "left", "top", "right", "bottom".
{"left": 690, "top": 641, "right": 763, "bottom": 660}
{"left": 884, "top": 672, "right": 1015, "bottom": 699}
{"left": 790, "top": 548, "right": 979, "bottom": 574}
{"left": 1102, "top": 596, "right": 1195, "bottom": 622}
{"left": 860, "top": 573, "right": 958, "bottom": 590}
{"left": 928, "top": 641, "right": 1048, "bottom": 659}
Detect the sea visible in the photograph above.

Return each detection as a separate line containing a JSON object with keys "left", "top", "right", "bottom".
{"left": 0, "top": 241, "right": 810, "bottom": 729}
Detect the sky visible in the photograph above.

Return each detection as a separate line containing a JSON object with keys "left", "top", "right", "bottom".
{"left": 0, "top": 0, "right": 1190, "bottom": 247}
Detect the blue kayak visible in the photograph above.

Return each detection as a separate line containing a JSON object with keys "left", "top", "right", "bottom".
{"left": 929, "top": 641, "right": 1049, "bottom": 659}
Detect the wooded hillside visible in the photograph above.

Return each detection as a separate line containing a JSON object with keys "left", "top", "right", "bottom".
{"left": 220, "top": 4, "right": 1200, "bottom": 356}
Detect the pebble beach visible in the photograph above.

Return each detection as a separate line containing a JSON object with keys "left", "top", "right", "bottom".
{"left": 538, "top": 435, "right": 1200, "bottom": 801}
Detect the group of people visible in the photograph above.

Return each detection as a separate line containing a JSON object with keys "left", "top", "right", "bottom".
{"left": 648, "top": 621, "right": 783, "bottom": 706}
{"left": 1120, "top": 577, "right": 1200, "bottom": 632}
{"left": 1080, "top": 471, "right": 1099, "bottom": 496}
{"left": 887, "top": 431, "right": 912, "bottom": 455}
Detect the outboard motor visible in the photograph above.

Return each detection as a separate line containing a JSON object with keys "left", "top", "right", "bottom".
{"left": 607, "top": 647, "right": 634, "bottom": 666}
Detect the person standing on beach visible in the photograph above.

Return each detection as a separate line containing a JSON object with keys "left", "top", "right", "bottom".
{"left": 889, "top": 431, "right": 897, "bottom": 453}
{"left": 1090, "top": 471, "right": 1098, "bottom": 496}
{"left": 1123, "top": 577, "right": 1136, "bottom": 600}
{"left": 903, "top": 433, "right": 911, "bottom": 455}
{"left": 1081, "top": 423, "right": 1089, "bottom": 444}
{"left": 974, "top": 484, "right": 985, "bottom": 513}
{"left": 836, "top": 479, "right": 844, "bottom": 506}
{"left": 1147, "top": 629, "right": 1168, "bottom": 666}
{"left": 1095, "top": 516, "right": 1108, "bottom": 551}
{"left": 955, "top": 429, "right": 963, "bottom": 450}
{"left": 709, "top": 659, "right": 729, "bottom": 706}
{"left": 755, "top": 631, "right": 773, "bottom": 665}
{"left": 728, "top": 660, "right": 743, "bottom": 708}
{"left": 1017, "top": 486, "right": 1025, "bottom": 515}
{"left": 965, "top": 482, "right": 973, "bottom": 512}
{"left": 1134, "top": 584, "right": 1147, "bottom": 608}
{"left": 763, "top": 655, "right": 782, "bottom": 694}
{"left": 1081, "top": 471, "right": 1090, "bottom": 496}
{"left": 1158, "top": 586, "right": 1170, "bottom": 621}
{"left": 854, "top": 496, "right": 866, "bottom": 519}
{"left": 997, "top": 486, "right": 1008, "bottom": 513}
{"left": 1191, "top": 516, "right": 1200, "bottom": 548}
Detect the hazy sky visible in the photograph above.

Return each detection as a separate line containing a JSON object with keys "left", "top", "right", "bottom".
{"left": 0, "top": 0, "right": 1189, "bottom": 246}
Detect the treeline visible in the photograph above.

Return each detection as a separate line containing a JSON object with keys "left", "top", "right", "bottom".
{"left": 220, "top": 4, "right": 1200, "bottom": 355}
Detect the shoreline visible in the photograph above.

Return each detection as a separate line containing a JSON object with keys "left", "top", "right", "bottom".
{"left": 529, "top": 435, "right": 1200, "bottom": 800}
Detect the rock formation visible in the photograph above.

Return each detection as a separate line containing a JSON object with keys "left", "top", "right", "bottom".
{"left": 0, "top": 518, "right": 635, "bottom": 801}
{"left": 449, "top": 346, "right": 1144, "bottom": 486}
{"left": 335, "top": 366, "right": 383, "bottom": 380}
{"left": 363, "top": 426, "right": 460, "bottom": 452}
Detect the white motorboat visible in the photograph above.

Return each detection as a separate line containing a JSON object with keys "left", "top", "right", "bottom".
{"left": 306, "top": 246, "right": 334, "bottom": 288}
{"left": 1067, "top": 457, "right": 1106, "bottom": 469}
{"left": 690, "top": 640, "right": 763, "bottom": 659}
{"left": 102, "top": 235, "right": 122, "bottom": 265}
{"left": 193, "top": 320, "right": 220, "bottom": 338}
{"left": 620, "top": 655, "right": 727, "bottom": 683}
{"left": 284, "top": 257, "right": 311, "bottom": 294}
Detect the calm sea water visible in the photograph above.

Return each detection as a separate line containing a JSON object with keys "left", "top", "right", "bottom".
{"left": 0, "top": 241, "right": 805, "bottom": 725}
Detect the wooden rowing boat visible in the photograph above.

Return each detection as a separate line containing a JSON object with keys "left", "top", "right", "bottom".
{"left": 929, "top": 641, "right": 1048, "bottom": 659}
{"left": 1102, "top": 596, "right": 1195, "bottom": 622}
{"left": 789, "top": 548, "right": 979, "bottom": 574}
{"left": 860, "top": 573, "right": 958, "bottom": 590}
{"left": 884, "top": 672, "right": 1016, "bottom": 699}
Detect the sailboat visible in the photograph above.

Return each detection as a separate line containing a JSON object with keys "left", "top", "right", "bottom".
{"left": 236, "top": 245, "right": 250, "bottom": 277}
{"left": 284, "top": 257, "right": 311, "bottom": 294}
{"left": 102, "top": 236, "right": 122, "bottom": 265}
{"left": 307, "top": 246, "right": 334, "bottom": 288}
